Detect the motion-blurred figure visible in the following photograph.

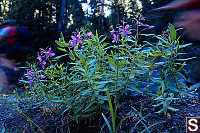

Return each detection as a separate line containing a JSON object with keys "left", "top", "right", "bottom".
{"left": 0, "top": 20, "right": 32, "bottom": 94}
{"left": 0, "top": 20, "right": 30, "bottom": 61}
{"left": 155, "top": 0, "right": 200, "bottom": 40}
{"left": 155, "top": 0, "right": 200, "bottom": 84}
{"left": 155, "top": 0, "right": 200, "bottom": 10}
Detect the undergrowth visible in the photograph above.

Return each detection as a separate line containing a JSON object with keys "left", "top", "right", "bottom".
{"left": 16, "top": 23, "right": 193, "bottom": 132}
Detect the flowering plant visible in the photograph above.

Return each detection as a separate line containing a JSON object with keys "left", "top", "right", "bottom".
{"left": 20, "top": 24, "right": 190, "bottom": 123}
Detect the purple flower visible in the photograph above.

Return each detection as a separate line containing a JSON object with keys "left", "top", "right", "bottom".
{"left": 112, "top": 34, "right": 119, "bottom": 43}
{"left": 40, "top": 60, "right": 46, "bottom": 69}
{"left": 37, "top": 52, "right": 46, "bottom": 69}
{"left": 71, "top": 36, "right": 76, "bottom": 46}
{"left": 71, "top": 32, "right": 83, "bottom": 51}
{"left": 146, "top": 25, "right": 155, "bottom": 30}
{"left": 37, "top": 52, "right": 43, "bottom": 62}
{"left": 38, "top": 75, "right": 42, "bottom": 80}
{"left": 44, "top": 48, "right": 55, "bottom": 59}
{"left": 71, "top": 40, "right": 77, "bottom": 51}
{"left": 33, "top": 72, "right": 37, "bottom": 77}
{"left": 110, "top": 29, "right": 115, "bottom": 35}
{"left": 29, "top": 80, "right": 34, "bottom": 88}
{"left": 110, "top": 29, "right": 119, "bottom": 43}
{"left": 76, "top": 32, "right": 83, "bottom": 44}
{"left": 119, "top": 24, "right": 132, "bottom": 37}
{"left": 86, "top": 32, "right": 92, "bottom": 39}
{"left": 27, "top": 69, "right": 34, "bottom": 80}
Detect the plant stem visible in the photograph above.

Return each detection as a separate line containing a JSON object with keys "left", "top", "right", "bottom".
{"left": 106, "top": 89, "right": 116, "bottom": 133}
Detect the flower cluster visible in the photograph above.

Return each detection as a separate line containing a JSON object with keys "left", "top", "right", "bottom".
{"left": 110, "top": 24, "right": 132, "bottom": 43}
{"left": 37, "top": 53, "right": 46, "bottom": 69}
{"left": 37, "top": 48, "right": 55, "bottom": 69}
{"left": 86, "top": 32, "right": 92, "bottom": 39}
{"left": 110, "top": 29, "right": 119, "bottom": 43}
{"left": 44, "top": 48, "right": 55, "bottom": 59}
{"left": 71, "top": 32, "right": 83, "bottom": 51}
{"left": 26, "top": 48, "right": 55, "bottom": 88}
{"left": 70, "top": 31, "right": 93, "bottom": 51}
{"left": 119, "top": 24, "right": 132, "bottom": 37}
{"left": 26, "top": 69, "right": 41, "bottom": 88}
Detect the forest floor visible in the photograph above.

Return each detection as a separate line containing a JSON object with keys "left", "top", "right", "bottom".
{"left": 0, "top": 90, "right": 200, "bottom": 133}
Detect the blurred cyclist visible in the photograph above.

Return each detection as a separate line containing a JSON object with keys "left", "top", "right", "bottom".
{"left": 0, "top": 20, "right": 31, "bottom": 61}
{"left": 154, "top": 0, "right": 200, "bottom": 40}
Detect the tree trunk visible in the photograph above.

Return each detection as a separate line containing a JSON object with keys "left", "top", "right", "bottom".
{"left": 58, "top": 0, "right": 66, "bottom": 32}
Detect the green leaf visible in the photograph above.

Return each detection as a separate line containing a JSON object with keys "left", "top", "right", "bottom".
{"left": 98, "top": 95, "right": 108, "bottom": 101}
{"left": 154, "top": 61, "right": 167, "bottom": 65}
{"left": 141, "top": 121, "right": 166, "bottom": 133}
{"left": 89, "top": 65, "right": 96, "bottom": 77}
{"left": 83, "top": 106, "right": 97, "bottom": 113}
{"left": 151, "top": 77, "right": 162, "bottom": 83}
{"left": 154, "top": 95, "right": 162, "bottom": 101}
{"left": 69, "top": 51, "right": 76, "bottom": 60}
{"left": 54, "top": 54, "right": 68, "bottom": 60}
{"left": 102, "top": 113, "right": 113, "bottom": 133}
{"left": 95, "top": 81, "right": 112, "bottom": 84}
{"left": 109, "top": 64, "right": 116, "bottom": 71}
{"left": 155, "top": 108, "right": 164, "bottom": 114}
{"left": 82, "top": 101, "right": 95, "bottom": 112}
{"left": 154, "top": 36, "right": 168, "bottom": 44}
{"left": 106, "top": 89, "right": 116, "bottom": 133}
{"left": 189, "top": 83, "right": 200, "bottom": 90}
{"left": 57, "top": 47, "right": 67, "bottom": 52}
{"left": 82, "top": 28, "right": 86, "bottom": 36}
{"left": 55, "top": 40, "right": 67, "bottom": 47}
{"left": 153, "top": 101, "right": 163, "bottom": 107}
{"left": 88, "top": 59, "right": 96, "bottom": 67}
{"left": 95, "top": 84, "right": 106, "bottom": 89}
{"left": 168, "top": 24, "right": 176, "bottom": 42}
{"left": 71, "top": 79, "right": 87, "bottom": 84}
{"left": 132, "top": 70, "right": 147, "bottom": 75}
{"left": 179, "top": 43, "right": 192, "bottom": 48}
{"left": 61, "top": 105, "right": 71, "bottom": 115}
{"left": 1, "top": 123, "right": 5, "bottom": 133}
{"left": 73, "top": 66, "right": 86, "bottom": 73}
{"left": 51, "top": 100, "right": 65, "bottom": 103}
{"left": 96, "top": 29, "right": 99, "bottom": 38}
{"left": 166, "top": 97, "right": 179, "bottom": 101}
{"left": 176, "top": 57, "right": 197, "bottom": 61}
{"left": 129, "top": 73, "right": 135, "bottom": 79}
{"left": 176, "top": 72, "right": 187, "bottom": 80}
{"left": 60, "top": 32, "right": 66, "bottom": 44}
{"left": 127, "top": 84, "right": 143, "bottom": 94}
{"left": 100, "top": 36, "right": 107, "bottom": 43}
{"left": 167, "top": 106, "right": 179, "bottom": 112}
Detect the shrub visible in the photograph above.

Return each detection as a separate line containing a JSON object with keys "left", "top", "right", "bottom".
{"left": 20, "top": 23, "right": 190, "bottom": 124}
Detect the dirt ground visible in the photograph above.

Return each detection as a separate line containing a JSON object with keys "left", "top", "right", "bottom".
{"left": 0, "top": 90, "right": 200, "bottom": 133}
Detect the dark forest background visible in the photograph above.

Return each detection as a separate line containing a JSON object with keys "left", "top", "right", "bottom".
{"left": 0, "top": 0, "right": 174, "bottom": 49}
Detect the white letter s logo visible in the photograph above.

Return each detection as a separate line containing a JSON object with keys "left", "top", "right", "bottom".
{"left": 188, "top": 119, "right": 198, "bottom": 132}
